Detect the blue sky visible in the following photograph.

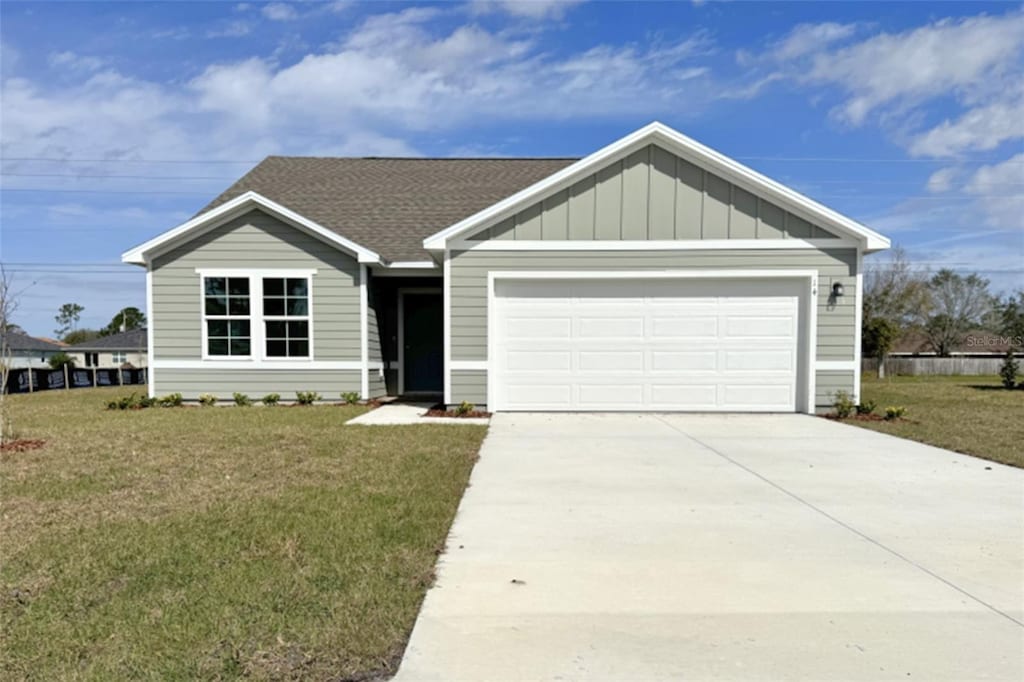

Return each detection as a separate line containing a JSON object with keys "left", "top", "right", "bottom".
{"left": 1, "top": 0, "right": 1022, "bottom": 336}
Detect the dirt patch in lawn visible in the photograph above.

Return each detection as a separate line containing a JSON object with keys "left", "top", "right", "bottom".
{"left": 425, "top": 407, "right": 491, "bottom": 419}
{"left": 0, "top": 439, "right": 46, "bottom": 454}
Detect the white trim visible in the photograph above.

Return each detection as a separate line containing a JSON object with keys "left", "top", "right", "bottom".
{"left": 122, "top": 191, "right": 381, "bottom": 265}
{"left": 450, "top": 238, "right": 858, "bottom": 252}
{"left": 397, "top": 287, "right": 443, "bottom": 395}
{"left": 146, "top": 267, "right": 155, "bottom": 398}
{"left": 485, "top": 269, "right": 818, "bottom": 414}
{"left": 372, "top": 267, "right": 443, "bottom": 278}
{"left": 385, "top": 261, "right": 439, "bottom": 269}
{"left": 817, "top": 361, "right": 858, "bottom": 371}
{"left": 450, "top": 360, "right": 487, "bottom": 371}
{"left": 443, "top": 249, "right": 452, "bottom": 405}
{"left": 854, "top": 248, "right": 864, "bottom": 404}
{"left": 424, "top": 122, "right": 890, "bottom": 253}
{"left": 152, "top": 360, "right": 379, "bottom": 370}
{"left": 360, "top": 264, "right": 369, "bottom": 399}
{"left": 195, "top": 267, "right": 317, "bottom": 278}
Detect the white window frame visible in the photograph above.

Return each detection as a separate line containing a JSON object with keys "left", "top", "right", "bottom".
{"left": 200, "top": 274, "right": 255, "bottom": 361}
{"left": 110, "top": 351, "right": 128, "bottom": 365}
{"left": 197, "top": 268, "right": 317, "bottom": 364}
{"left": 262, "top": 275, "right": 313, "bottom": 360}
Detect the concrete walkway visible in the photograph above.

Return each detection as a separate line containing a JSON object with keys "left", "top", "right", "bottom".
{"left": 395, "top": 413, "right": 1024, "bottom": 681}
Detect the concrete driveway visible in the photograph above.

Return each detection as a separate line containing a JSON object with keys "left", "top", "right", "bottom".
{"left": 395, "top": 414, "right": 1024, "bottom": 681}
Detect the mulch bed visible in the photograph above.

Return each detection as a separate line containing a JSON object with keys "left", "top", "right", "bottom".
{"left": 822, "top": 413, "right": 913, "bottom": 423}
{"left": 424, "top": 408, "right": 491, "bottom": 419}
{"left": 0, "top": 439, "right": 46, "bottom": 453}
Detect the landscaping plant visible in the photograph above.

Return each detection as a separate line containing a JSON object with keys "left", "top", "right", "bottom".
{"left": 158, "top": 393, "right": 183, "bottom": 407}
{"left": 831, "top": 390, "right": 855, "bottom": 419}
{"left": 455, "top": 400, "right": 475, "bottom": 416}
{"left": 261, "top": 393, "right": 281, "bottom": 406}
{"left": 198, "top": 393, "right": 217, "bottom": 407}
{"left": 295, "top": 391, "right": 320, "bottom": 405}
{"left": 341, "top": 391, "right": 361, "bottom": 405}
{"left": 232, "top": 392, "right": 252, "bottom": 407}
{"left": 855, "top": 400, "right": 877, "bottom": 415}
{"left": 884, "top": 405, "right": 907, "bottom": 421}
{"left": 998, "top": 351, "right": 1019, "bottom": 389}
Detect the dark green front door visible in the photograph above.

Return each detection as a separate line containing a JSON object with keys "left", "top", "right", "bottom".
{"left": 403, "top": 293, "right": 443, "bottom": 393}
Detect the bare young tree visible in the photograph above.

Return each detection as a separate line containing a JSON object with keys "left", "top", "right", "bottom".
{"left": 922, "top": 269, "right": 995, "bottom": 356}
{"left": 1, "top": 265, "right": 24, "bottom": 444}
{"left": 862, "top": 246, "right": 930, "bottom": 376}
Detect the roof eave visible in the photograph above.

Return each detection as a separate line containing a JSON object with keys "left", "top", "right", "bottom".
{"left": 121, "top": 191, "right": 383, "bottom": 266}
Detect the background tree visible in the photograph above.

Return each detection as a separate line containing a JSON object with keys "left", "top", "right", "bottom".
{"left": 862, "top": 246, "right": 930, "bottom": 375}
{"left": 996, "top": 290, "right": 1024, "bottom": 341}
{"left": 100, "top": 306, "right": 146, "bottom": 336}
{"left": 1, "top": 265, "right": 29, "bottom": 444}
{"left": 921, "top": 269, "right": 994, "bottom": 356}
{"left": 54, "top": 302, "right": 85, "bottom": 339}
{"left": 47, "top": 352, "right": 75, "bottom": 370}
{"left": 61, "top": 329, "right": 101, "bottom": 346}
{"left": 862, "top": 317, "right": 900, "bottom": 378}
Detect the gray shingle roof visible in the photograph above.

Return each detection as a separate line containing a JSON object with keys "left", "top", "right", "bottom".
{"left": 2, "top": 331, "right": 65, "bottom": 352}
{"left": 67, "top": 328, "right": 147, "bottom": 352}
{"left": 200, "top": 157, "right": 579, "bottom": 262}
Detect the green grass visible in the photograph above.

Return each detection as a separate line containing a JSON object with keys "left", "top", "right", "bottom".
{"left": 0, "top": 388, "right": 487, "bottom": 680}
{"left": 857, "top": 375, "right": 1024, "bottom": 468}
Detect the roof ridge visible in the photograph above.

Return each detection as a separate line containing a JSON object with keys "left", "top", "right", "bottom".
{"left": 261, "top": 155, "right": 582, "bottom": 161}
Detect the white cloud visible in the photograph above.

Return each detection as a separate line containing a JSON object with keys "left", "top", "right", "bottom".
{"left": 205, "top": 20, "right": 253, "bottom": 38}
{"left": 908, "top": 84, "right": 1024, "bottom": 157}
{"left": 926, "top": 167, "right": 958, "bottom": 193}
{"left": 770, "top": 22, "right": 858, "bottom": 62}
{"left": 261, "top": 2, "right": 298, "bottom": 22}
{"left": 48, "top": 51, "right": 106, "bottom": 72}
{"left": 471, "top": 1, "right": 584, "bottom": 20}
{"left": 966, "top": 153, "right": 1024, "bottom": 231}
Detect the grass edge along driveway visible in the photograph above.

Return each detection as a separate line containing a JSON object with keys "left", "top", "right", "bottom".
{"left": 856, "top": 375, "right": 1022, "bottom": 468}
{"left": 1, "top": 388, "right": 487, "bottom": 680}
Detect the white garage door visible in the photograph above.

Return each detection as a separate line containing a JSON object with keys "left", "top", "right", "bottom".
{"left": 491, "top": 278, "right": 805, "bottom": 412}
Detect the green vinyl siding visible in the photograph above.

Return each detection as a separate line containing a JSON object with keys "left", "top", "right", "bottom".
{"left": 451, "top": 370, "right": 487, "bottom": 406}
{"left": 469, "top": 144, "right": 844, "bottom": 242}
{"left": 155, "top": 368, "right": 361, "bottom": 401}
{"left": 816, "top": 370, "right": 857, "bottom": 410}
{"left": 151, "top": 209, "right": 361, "bottom": 362}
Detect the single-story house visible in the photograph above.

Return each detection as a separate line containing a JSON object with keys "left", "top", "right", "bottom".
{"left": 67, "top": 328, "right": 148, "bottom": 368}
{"left": 0, "top": 331, "right": 65, "bottom": 368}
{"left": 122, "top": 122, "right": 890, "bottom": 412}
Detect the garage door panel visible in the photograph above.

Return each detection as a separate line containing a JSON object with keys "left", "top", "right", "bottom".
{"left": 493, "top": 278, "right": 803, "bottom": 412}
{"left": 578, "top": 351, "right": 644, "bottom": 371}
{"left": 724, "top": 349, "right": 795, "bottom": 372}
{"left": 506, "top": 350, "right": 571, "bottom": 371}
{"left": 651, "top": 316, "right": 718, "bottom": 338}
{"left": 650, "top": 350, "right": 719, "bottom": 372}
{"left": 502, "top": 317, "right": 571, "bottom": 339}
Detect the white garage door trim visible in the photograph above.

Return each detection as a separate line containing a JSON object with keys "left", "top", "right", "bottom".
{"left": 486, "top": 270, "right": 818, "bottom": 413}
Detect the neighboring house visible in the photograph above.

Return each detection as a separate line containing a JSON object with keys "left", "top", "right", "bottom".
{"left": 122, "top": 122, "right": 890, "bottom": 412}
{"left": 67, "top": 328, "right": 148, "bottom": 368}
{"left": 1, "top": 331, "right": 65, "bottom": 368}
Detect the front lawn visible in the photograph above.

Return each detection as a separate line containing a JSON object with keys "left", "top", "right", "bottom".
{"left": 857, "top": 375, "right": 1023, "bottom": 468}
{"left": 0, "top": 388, "right": 486, "bottom": 680}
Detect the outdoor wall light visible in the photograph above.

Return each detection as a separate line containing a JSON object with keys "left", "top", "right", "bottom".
{"left": 832, "top": 282, "right": 845, "bottom": 297}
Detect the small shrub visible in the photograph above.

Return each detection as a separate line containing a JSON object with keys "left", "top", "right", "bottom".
{"left": 455, "top": 400, "right": 474, "bottom": 416}
{"left": 884, "top": 405, "right": 907, "bottom": 421}
{"left": 106, "top": 393, "right": 137, "bottom": 410}
{"left": 295, "top": 391, "right": 320, "bottom": 405}
{"left": 261, "top": 393, "right": 281, "bottom": 406}
{"left": 232, "top": 392, "right": 252, "bottom": 407}
{"left": 138, "top": 396, "right": 158, "bottom": 408}
{"left": 158, "top": 393, "right": 183, "bottom": 407}
{"left": 855, "top": 400, "right": 877, "bottom": 416}
{"left": 999, "top": 351, "right": 1019, "bottom": 389}
{"left": 831, "top": 390, "right": 855, "bottom": 419}
{"left": 341, "top": 391, "right": 361, "bottom": 405}
{"left": 198, "top": 393, "right": 218, "bottom": 407}
{"left": 48, "top": 352, "right": 76, "bottom": 370}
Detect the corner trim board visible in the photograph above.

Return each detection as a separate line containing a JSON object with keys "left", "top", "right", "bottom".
{"left": 360, "top": 264, "right": 369, "bottom": 399}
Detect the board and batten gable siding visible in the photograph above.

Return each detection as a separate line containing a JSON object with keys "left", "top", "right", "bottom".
{"left": 470, "top": 145, "right": 842, "bottom": 243}
{"left": 448, "top": 248, "right": 859, "bottom": 409}
{"left": 150, "top": 209, "right": 371, "bottom": 397}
